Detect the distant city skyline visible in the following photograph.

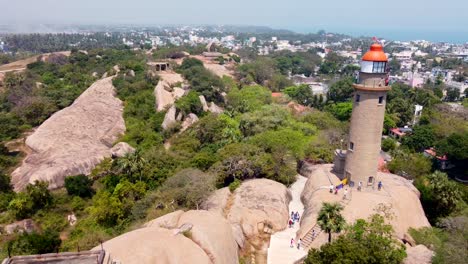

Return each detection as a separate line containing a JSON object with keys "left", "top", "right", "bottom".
{"left": 1, "top": 0, "right": 467, "bottom": 43}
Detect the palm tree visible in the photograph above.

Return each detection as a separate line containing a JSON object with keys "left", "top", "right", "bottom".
{"left": 115, "top": 150, "right": 147, "bottom": 182}
{"left": 317, "top": 202, "right": 346, "bottom": 243}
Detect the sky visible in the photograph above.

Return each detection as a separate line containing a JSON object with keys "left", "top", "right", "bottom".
{"left": 1, "top": 0, "right": 467, "bottom": 42}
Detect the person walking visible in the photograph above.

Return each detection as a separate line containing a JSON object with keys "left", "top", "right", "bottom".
{"left": 297, "top": 238, "right": 302, "bottom": 250}
{"left": 329, "top": 184, "right": 334, "bottom": 193}
{"left": 378, "top": 181, "right": 383, "bottom": 191}
{"left": 358, "top": 181, "right": 362, "bottom": 191}
{"left": 312, "top": 229, "right": 316, "bottom": 239}
{"left": 289, "top": 219, "right": 293, "bottom": 228}
{"left": 343, "top": 188, "right": 348, "bottom": 200}
{"left": 290, "top": 238, "right": 295, "bottom": 248}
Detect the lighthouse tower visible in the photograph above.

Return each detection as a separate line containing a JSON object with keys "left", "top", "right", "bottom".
{"left": 343, "top": 42, "right": 391, "bottom": 185}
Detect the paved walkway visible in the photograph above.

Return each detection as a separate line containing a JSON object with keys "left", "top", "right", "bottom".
{"left": 267, "top": 175, "right": 308, "bottom": 264}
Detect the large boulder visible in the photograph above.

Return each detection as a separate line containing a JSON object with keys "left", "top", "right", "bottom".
{"left": 107, "top": 209, "right": 238, "bottom": 264}
{"left": 154, "top": 72, "right": 184, "bottom": 112}
{"left": 178, "top": 210, "right": 238, "bottom": 264}
{"left": 110, "top": 142, "right": 135, "bottom": 158}
{"left": 403, "top": 245, "right": 434, "bottom": 264}
{"left": 145, "top": 210, "right": 185, "bottom": 229}
{"left": 3, "top": 219, "right": 38, "bottom": 235}
{"left": 180, "top": 113, "right": 199, "bottom": 132}
{"left": 94, "top": 227, "right": 212, "bottom": 264}
{"left": 209, "top": 102, "right": 224, "bottom": 114}
{"left": 225, "top": 178, "right": 291, "bottom": 261}
{"left": 201, "top": 187, "right": 230, "bottom": 215}
{"left": 162, "top": 105, "right": 177, "bottom": 130}
{"left": 11, "top": 77, "right": 125, "bottom": 190}
{"left": 298, "top": 164, "right": 431, "bottom": 248}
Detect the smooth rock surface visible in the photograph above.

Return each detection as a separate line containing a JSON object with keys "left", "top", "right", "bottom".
{"left": 298, "top": 164, "right": 431, "bottom": 249}
{"left": 110, "top": 142, "right": 135, "bottom": 158}
{"left": 11, "top": 77, "right": 125, "bottom": 190}
{"left": 403, "top": 245, "right": 434, "bottom": 264}
{"left": 94, "top": 227, "right": 212, "bottom": 264}
{"left": 181, "top": 113, "right": 199, "bottom": 132}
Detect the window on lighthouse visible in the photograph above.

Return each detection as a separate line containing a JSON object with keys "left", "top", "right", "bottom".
{"left": 372, "top": 62, "right": 386, "bottom": 73}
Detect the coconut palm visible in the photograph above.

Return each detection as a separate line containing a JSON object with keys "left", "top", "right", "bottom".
{"left": 115, "top": 150, "right": 147, "bottom": 182}
{"left": 317, "top": 202, "right": 346, "bottom": 243}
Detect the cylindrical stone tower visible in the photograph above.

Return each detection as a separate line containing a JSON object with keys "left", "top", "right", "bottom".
{"left": 343, "top": 42, "right": 391, "bottom": 185}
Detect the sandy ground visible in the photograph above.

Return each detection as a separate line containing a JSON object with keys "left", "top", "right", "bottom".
{"left": 267, "top": 175, "right": 308, "bottom": 264}
{"left": 0, "top": 51, "right": 71, "bottom": 73}
{"left": 191, "top": 55, "right": 234, "bottom": 78}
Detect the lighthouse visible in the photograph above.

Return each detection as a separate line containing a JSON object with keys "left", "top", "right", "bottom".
{"left": 342, "top": 41, "right": 391, "bottom": 185}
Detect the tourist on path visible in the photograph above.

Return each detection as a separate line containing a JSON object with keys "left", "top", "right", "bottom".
{"left": 378, "top": 181, "right": 383, "bottom": 191}
{"left": 290, "top": 238, "right": 295, "bottom": 248}
{"left": 297, "top": 238, "right": 302, "bottom": 250}
{"left": 289, "top": 219, "right": 293, "bottom": 228}
{"left": 358, "top": 181, "right": 362, "bottom": 191}
{"left": 343, "top": 188, "right": 348, "bottom": 200}
{"left": 329, "top": 184, "right": 334, "bottom": 193}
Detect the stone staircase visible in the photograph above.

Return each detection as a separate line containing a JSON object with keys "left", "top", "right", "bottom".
{"left": 300, "top": 224, "right": 322, "bottom": 250}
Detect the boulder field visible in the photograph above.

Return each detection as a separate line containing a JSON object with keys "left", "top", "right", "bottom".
{"left": 95, "top": 179, "right": 291, "bottom": 264}
{"left": 11, "top": 77, "right": 131, "bottom": 190}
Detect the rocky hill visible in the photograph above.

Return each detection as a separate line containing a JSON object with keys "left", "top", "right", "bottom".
{"left": 11, "top": 76, "right": 127, "bottom": 190}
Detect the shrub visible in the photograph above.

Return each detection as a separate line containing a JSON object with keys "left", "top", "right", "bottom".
{"left": 229, "top": 178, "right": 241, "bottom": 192}
{"left": 5, "top": 230, "right": 61, "bottom": 256}
{"left": 381, "top": 137, "right": 397, "bottom": 152}
{"left": 65, "top": 175, "right": 94, "bottom": 198}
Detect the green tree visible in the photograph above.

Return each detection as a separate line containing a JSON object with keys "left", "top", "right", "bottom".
{"left": 426, "top": 171, "right": 463, "bottom": 217}
{"left": 327, "top": 77, "right": 354, "bottom": 102}
{"left": 324, "top": 102, "right": 353, "bottom": 121}
{"left": 317, "top": 202, "right": 346, "bottom": 243}
{"left": 26, "top": 181, "right": 52, "bottom": 210}
{"left": 436, "top": 132, "right": 468, "bottom": 161}
{"left": 175, "top": 90, "right": 203, "bottom": 116}
{"left": 8, "top": 192, "right": 35, "bottom": 219}
{"left": 226, "top": 85, "right": 272, "bottom": 113}
{"left": 89, "top": 190, "right": 125, "bottom": 227}
{"left": 284, "top": 84, "right": 314, "bottom": 106}
{"left": 6, "top": 230, "right": 61, "bottom": 256}
{"left": 402, "top": 125, "right": 435, "bottom": 151}
{"left": 0, "top": 173, "right": 12, "bottom": 193}
{"left": 381, "top": 138, "right": 397, "bottom": 152}
{"left": 161, "top": 168, "right": 216, "bottom": 209}
{"left": 445, "top": 88, "right": 460, "bottom": 102}
{"left": 306, "top": 214, "right": 406, "bottom": 264}
{"left": 387, "top": 150, "right": 432, "bottom": 179}
{"left": 115, "top": 150, "right": 147, "bottom": 182}
{"left": 64, "top": 175, "right": 94, "bottom": 198}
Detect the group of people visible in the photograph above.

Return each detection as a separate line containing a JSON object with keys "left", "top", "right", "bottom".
{"left": 290, "top": 238, "right": 302, "bottom": 250}
{"left": 329, "top": 184, "right": 349, "bottom": 199}
{"left": 328, "top": 180, "right": 384, "bottom": 194}
{"left": 288, "top": 211, "right": 300, "bottom": 228}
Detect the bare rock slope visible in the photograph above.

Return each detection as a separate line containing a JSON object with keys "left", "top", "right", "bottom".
{"left": 99, "top": 210, "right": 238, "bottom": 264}
{"left": 298, "top": 164, "right": 430, "bottom": 249}
{"left": 11, "top": 77, "right": 125, "bottom": 190}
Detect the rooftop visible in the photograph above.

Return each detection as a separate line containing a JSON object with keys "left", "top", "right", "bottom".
{"left": 2, "top": 250, "right": 105, "bottom": 264}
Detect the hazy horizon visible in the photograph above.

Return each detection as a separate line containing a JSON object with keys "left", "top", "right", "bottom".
{"left": 1, "top": 0, "right": 467, "bottom": 43}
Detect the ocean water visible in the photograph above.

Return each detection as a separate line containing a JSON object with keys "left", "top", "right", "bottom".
{"left": 293, "top": 27, "right": 468, "bottom": 44}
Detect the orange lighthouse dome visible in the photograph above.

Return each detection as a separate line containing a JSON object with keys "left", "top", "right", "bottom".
{"left": 362, "top": 43, "right": 388, "bottom": 62}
